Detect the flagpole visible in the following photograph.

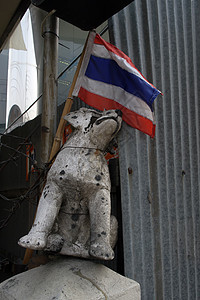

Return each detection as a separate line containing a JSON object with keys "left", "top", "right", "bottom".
{"left": 49, "top": 33, "right": 89, "bottom": 161}
{"left": 23, "top": 33, "right": 89, "bottom": 265}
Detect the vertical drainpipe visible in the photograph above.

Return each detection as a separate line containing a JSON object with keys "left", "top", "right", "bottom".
{"left": 41, "top": 13, "right": 59, "bottom": 165}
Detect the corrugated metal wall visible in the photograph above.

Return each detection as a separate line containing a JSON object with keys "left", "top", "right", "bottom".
{"left": 109, "top": 0, "right": 200, "bottom": 299}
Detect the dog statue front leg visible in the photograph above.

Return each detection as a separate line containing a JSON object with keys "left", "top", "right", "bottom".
{"left": 18, "top": 181, "right": 62, "bottom": 250}
{"left": 89, "top": 188, "right": 114, "bottom": 260}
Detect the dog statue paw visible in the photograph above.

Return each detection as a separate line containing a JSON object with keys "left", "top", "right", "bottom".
{"left": 18, "top": 108, "right": 122, "bottom": 260}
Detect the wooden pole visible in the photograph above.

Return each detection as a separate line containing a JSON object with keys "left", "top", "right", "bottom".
{"left": 23, "top": 33, "right": 89, "bottom": 265}
{"left": 49, "top": 33, "right": 89, "bottom": 160}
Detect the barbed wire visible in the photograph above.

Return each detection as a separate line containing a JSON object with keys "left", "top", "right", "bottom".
{"left": 0, "top": 136, "right": 63, "bottom": 230}
{"left": 0, "top": 164, "right": 49, "bottom": 231}
{"left": 0, "top": 124, "right": 40, "bottom": 173}
{"left": 0, "top": 142, "right": 36, "bottom": 164}
{"left": 0, "top": 123, "right": 43, "bottom": 230}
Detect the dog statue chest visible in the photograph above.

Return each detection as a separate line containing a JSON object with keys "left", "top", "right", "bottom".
{"left": 49, "top": 147, "right": 110, "bottom": 190}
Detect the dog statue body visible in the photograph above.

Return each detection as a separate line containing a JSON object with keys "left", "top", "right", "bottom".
{"left": 19, "top": 108, "right": 122, "bottom": 260}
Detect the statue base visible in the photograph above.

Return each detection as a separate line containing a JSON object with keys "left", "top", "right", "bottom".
{"left": 0, "top": 257, "right": 140, "bottom": 299}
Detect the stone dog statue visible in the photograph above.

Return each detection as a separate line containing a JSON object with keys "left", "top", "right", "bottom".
{"left": 18, "top": 108, "right": 122, "bottom": 260}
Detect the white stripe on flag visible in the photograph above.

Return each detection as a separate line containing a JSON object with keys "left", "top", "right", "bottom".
{"left": 81, "top": 76, "right": 154, "bottom": 121}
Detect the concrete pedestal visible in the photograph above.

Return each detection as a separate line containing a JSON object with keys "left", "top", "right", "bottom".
{"left": 0, "top": 257, "right": 140, "bottom": 299}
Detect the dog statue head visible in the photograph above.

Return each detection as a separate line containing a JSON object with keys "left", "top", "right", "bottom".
{"left": 64, "top": 108, "right": 122, "bottom": 151}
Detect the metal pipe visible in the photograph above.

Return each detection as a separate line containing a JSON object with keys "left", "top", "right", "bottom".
{"left": 41, "top": 14, "right": 59, "bottom": 165}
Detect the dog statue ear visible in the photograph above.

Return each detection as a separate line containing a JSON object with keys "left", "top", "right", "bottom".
{"left": 64, "top": 108, "right": 103, "bottom": 129}
{"left": 63, "top": 109, "right": 96, "bottom": 129}
{"left": 63, "top": 111, "right": 81, "bottom": 129}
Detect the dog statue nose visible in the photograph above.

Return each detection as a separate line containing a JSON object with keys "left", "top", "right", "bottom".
{"left": 115, "top": 109, "right": 122, "bottom": 117}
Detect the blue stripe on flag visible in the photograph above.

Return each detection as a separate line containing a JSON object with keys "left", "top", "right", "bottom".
{"left": 85, "top": 55, "right": 160, "bottom": 111}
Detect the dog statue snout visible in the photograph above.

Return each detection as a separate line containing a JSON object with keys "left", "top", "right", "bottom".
{"left": 115, "top": 109, "right": 123, "bottom": 117}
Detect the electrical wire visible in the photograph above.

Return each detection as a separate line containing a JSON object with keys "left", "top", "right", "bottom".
{"left": 3, "top": 94, "right": 42, "bottom": 134}
{"left": 0, "top": 133, "right": 27, "bottom": 140}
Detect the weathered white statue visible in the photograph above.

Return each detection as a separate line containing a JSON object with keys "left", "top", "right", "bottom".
{"left": 18, "top": 108, "right": 122, "bottom": 260}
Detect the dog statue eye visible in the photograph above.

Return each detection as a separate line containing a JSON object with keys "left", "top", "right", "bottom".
{"left": 106, "top": 112, "right": 111, "bottom": 115}
{"left": 95, "top": 119, "right": 101, "bottom": 125}
{"left": 90, "top": 116, "right": 98, "bottom": 125}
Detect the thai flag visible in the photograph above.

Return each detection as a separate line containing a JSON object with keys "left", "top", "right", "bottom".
{"left": 73, "top": 31, "right": 161, "bottom": 137}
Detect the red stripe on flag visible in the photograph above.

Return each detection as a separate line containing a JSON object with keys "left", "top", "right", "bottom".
{"left": 94, "top": 34, "right": 135, "bottom": 69}
{"left": 78, "top": 87, "right": 156, "bottom": 138}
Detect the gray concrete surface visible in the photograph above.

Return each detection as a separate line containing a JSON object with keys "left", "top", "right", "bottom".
{"left": 0, "top": 257, "right": 140, "bottom": 299}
